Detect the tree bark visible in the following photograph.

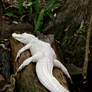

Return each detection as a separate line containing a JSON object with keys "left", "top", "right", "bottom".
{"left": 0, "top": 0, "right": 2, "bottom": 35}
{"left": 45, "top": 0, "right": 89, "bottom": 36}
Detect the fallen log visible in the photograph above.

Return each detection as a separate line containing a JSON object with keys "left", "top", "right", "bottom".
{"left": 10, "top": 33, "right": 69, "bottom": 92}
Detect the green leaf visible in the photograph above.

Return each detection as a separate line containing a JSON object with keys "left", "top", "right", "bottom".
{"left": 6, "top": 4, "right": 19, "bottom": 9}
{"left": 18, "top": 0, "right": 23, "bottom": 15}
{"left": 23, "top": 2, "right": 32, "bottom": 8}
{"left": 31, "top": 13, "right": 37, "bottom": 25}
{"left": 28, "top": 7, "right": 32, "bottom": 16}
{"left": 32, "top": 0, "right": 40, "bottom": 14}
{"left": 5, "top": 13, "right": 18, "bottom": 18}
{"left": 34, "top": 9, "right": 45, "bottom": 32}
{"left": 20, "top": 15, "right": 26, "bottom": 21}
{"left": 47, "top": 12, "right": 56, "bottom": 24}
{"left": 45, "top": 1, "right": 61, "bottom": 12}
{"left": 76, "top": 28, "right": 86, "bottom": 34}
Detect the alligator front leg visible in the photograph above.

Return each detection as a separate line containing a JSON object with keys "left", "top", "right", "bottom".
{"left": 54, "top": 59, "right": 71, "bottom": 81}
{"left": 16, "top": 43, "right": 31, "bottom": 61}
{"left": 17, "top": 52, "right": 42, "bottom": 72}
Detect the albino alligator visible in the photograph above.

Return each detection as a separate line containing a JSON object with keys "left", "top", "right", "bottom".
{"left": 12, "top": 33, "right": 71, "bottom": 92}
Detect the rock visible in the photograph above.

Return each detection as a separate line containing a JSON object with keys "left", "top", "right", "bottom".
{"left": 10, "top": 33, "right": 69, "bottom": 92}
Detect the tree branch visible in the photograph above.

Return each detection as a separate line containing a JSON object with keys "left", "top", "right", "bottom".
{"left": 82, "top": 15, "right": 92, "bottom": 79}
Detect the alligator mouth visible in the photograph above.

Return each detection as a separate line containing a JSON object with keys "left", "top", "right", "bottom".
{"left": 12, "top": 33, "right": 22, "bottom": 39}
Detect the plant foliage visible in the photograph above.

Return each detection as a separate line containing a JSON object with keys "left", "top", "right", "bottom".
{"left": 5, "top": 0, "right": 62, "bottom": 32}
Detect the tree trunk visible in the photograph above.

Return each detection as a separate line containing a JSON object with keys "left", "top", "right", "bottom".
{"left": 0, "top": 0, "right": 2, "bottom": 35}
{"left": 45, "top": 0, "right": 89, "bottom": 36}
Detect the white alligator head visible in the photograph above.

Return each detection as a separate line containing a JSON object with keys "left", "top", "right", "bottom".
{"left": 12, "top": 33, "right": 37, "bottom": 44}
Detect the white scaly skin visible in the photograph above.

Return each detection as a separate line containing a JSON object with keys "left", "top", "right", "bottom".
{"left": 12, "top": 33, "right": 71, "bottom": 92}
